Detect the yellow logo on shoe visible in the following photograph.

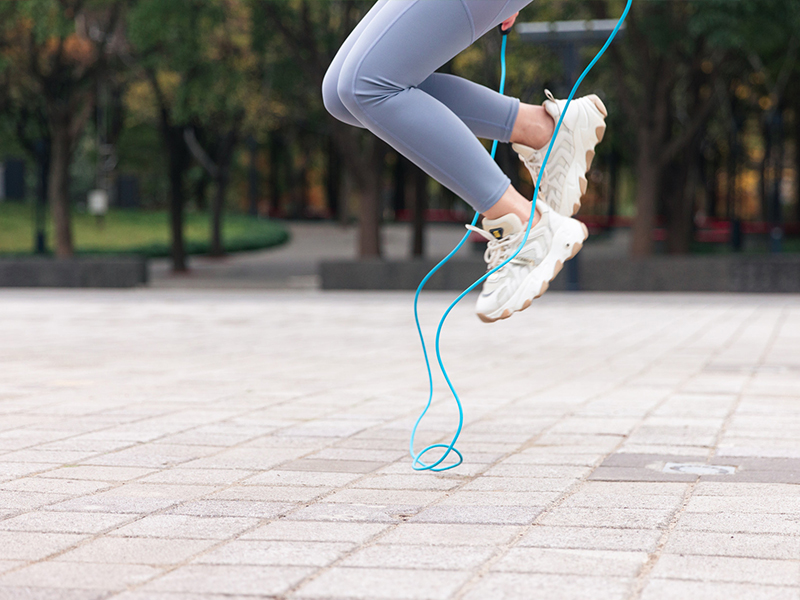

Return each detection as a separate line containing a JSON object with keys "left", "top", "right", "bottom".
{"left": 490, "top": 228, "right": 504, "bottom": 240}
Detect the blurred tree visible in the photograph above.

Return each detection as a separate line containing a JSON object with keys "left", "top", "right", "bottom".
{"left": 259, "top": 0, "right": 389, "bottom": 257}
{"left": 127, "top": 0, "right": 279, "bottom": 268}
{"left": 0, "top": 0, "right": 124, "bottom": 257}
{"left": 127, "top": 0, "right": 211, "bottom": 271}
{"left": 590, "top": 1, "right": 723, "bottom": 255}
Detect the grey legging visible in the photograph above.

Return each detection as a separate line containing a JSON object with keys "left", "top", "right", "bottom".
{"left": 323, "top": 0, "right": 533, "bottom": 214}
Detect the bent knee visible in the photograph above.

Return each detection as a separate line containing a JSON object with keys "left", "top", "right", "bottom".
{"left": 337, "top": 54, "right": 405, "bottom": 119}
{"left": 322, "top": 66, "right": 350, "bottom": 122}
{"left": 335, "top": 61, "right": 361, "bottom": 117}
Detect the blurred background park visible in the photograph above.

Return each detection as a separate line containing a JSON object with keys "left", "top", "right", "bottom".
{"left": 0, "top": 0, "right": 799, "bottom": 278}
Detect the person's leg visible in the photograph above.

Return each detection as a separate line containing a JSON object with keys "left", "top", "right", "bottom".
{"left": 336, "top": 0, "right": 532, "bottom": 217}
{"left": 324, "top": 2, "right": 554, "bottom": 151}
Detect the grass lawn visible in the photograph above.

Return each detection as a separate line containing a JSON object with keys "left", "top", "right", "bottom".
{"left": 0, "top": 202, "right": 288, "bottom": 257}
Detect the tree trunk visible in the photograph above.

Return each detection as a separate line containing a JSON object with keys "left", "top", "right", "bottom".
{"left": 410, "top": 166, "right": 427, "bottom": 258}
{"left": 165, "top": 126, "right": 189, "bottom": 272}
{"left": 48, "top": 124, "right": 73, "bottom": 258}
{"left": 168, "top": 153, "right": 187, "bottom": 272}
{"left": 794, "top": 98, "right": 800, "bottom": 223}
{"left": 326, "top": 136, "right": 341, "bottom": 220}
{"left": 268, "top": 132, "right": 283, "bottom": 217}
{"left": 358, "top": 142, "right": 386, "bottom": 258}
{"left": 210, "top": 167, "right": 229, "bottom": 258}
{"left": 666, "top": 153, "right": 697, "bottom": 254}
{"left": 209, "top": 130, "right": 239, "bottom": 258}
{"left": 631, "top": 130, "right": 661, "bottom": 257}
{"left": 759, "top": 117, "right": 772, "bottom": 221}
{"left": 328, "top": 123, "right": 387, "bottom": 257}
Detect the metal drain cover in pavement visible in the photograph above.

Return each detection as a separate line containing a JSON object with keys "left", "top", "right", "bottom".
{"left": 662, "top": 463, "right": 736, "bottom": 476}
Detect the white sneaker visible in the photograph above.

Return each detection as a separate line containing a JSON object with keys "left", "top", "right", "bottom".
{"left": 469, "top": 203, "right": 588, "bottom": 323}
{"left": 513, "top": 90, "right": 607, "bottom": 217}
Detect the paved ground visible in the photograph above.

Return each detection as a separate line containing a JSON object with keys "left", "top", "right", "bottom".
{"left": 1, "top": 290, "right": 799, "bottom": 599}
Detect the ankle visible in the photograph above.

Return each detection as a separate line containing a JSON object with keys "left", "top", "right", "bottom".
{"left": 511, "top": 104, "right": 555, "bottom": 150}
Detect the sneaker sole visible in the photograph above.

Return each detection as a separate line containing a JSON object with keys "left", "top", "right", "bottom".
{"left": 568, "top": 96, "right": 607, "bottom": 217}
{"left": 477, "top": 221, "right": 589, "bottom": 323}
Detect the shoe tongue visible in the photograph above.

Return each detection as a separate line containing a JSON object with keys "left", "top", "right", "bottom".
{"left": 544, "top": 98, "right": 560, "bottom": 121}
{"left": 482, "top": 213, "right": 524, "bottom": 241}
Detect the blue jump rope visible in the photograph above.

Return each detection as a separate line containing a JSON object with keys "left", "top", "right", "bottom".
{"left": 410, "top": 1, "right": 633, "bottom": 472}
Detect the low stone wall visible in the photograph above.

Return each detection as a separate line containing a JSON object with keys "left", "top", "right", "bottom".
{"left": 0, "top": 257, "right": 148, "bottom": 288}
{"left": 321, "top": 255, "right": 800, "bottom": 293}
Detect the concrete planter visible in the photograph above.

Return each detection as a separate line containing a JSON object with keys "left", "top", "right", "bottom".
{"left": 0, "top": 257, "right": 148, "bottom": 288}
{"left": 321, "top": 255, "right": 800, "bottom": 293}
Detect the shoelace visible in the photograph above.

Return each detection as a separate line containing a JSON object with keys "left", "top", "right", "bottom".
{"left": 465, "top": 225, "right": 528, "bottom": 270}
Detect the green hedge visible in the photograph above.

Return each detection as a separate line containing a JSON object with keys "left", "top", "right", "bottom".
{"left": 0, "top": 203, "right": 289, "bottom": 257}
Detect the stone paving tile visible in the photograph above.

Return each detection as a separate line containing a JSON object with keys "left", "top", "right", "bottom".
{"left": 139, "top": 564, "right": 313, "bottom": 596}
{"left": 208, "top": 484, "right": 328, "bottom": 503}
{"left": 664, "top": 531, "right": 800, "bottom": 559}
{"left": 340, "top": 544, "right": 496, "bottom": 571}
{"left": 675, "top": 512, "right": 800, "bottom": 535}
{"left": 577, "top": 481, "right": 689, "bottom": 496}
{"left": 0, "top": 478, "right": 112, "bottom": 496}
{"left": 0, "top": 562, "right": 22, "bottom": 575}
{"left": 518, "top": 526, "right": 662, "bottom": 552}
{"left": 240, "top": 521, "right": 389, "bottom": 543}
{"left": 482, "top": 464, "right": 592, "bottom": 479}
{"left": 0, "top": 511, "right": 132, "bottom": 534}
{"left": 502, "top": 453, "right": 604, "bottom": 467}
{"left": 0, "top": 463, "right": 63, "bottom": 482}
{"left": 162, "top": 499, "right": 293, "bottom": 518}
{"left": 193, "top": 539, "right": 354, "bottom": 567}
{"left": 694, "top": 481, "right": 800, "bottom": 496}
{"left": 293, "top": 567, "right": 472, "bottom": 600}
{"left": 0, "top": 531, "right": 86, "bottom": 561}
{"left": 0, "top": 490, "right": 68, "bottom": 511}
{"left": 112, "top": 593, "right": 265, "bottom": 600}
{"left": 136, "top": 468, "right": 254, "bottom": 486}
{"left": 278, "top": 459, "right": 387, "bottom": 474}
{"left": 0, "top": 562, "right": 160, "bottom": 589}
{"left": 436, "top": 491, "right": 561, "bottom": 506}
{"left": 460, "top": 573, "right": 633, "bottom": 600}
{"left": 459, "top": 476, "right": 576, "bottom": 492}
{"left": 560, "top": 493, "right": 684, "bottom": 511}
{"left": 0, "top": 588, "right": 106, "bottom": 600}
{"left": 43, "top": 495, "right": 177, "bottom": 515}
{"left": 492, "top": 548, "right": 648, "bottom": 577}
{"left": 241, "top": 470, "right": 361, "bottom": 488}
{"left": 650, "top": 554, "right": 800, "bottom": 586}
{"left": 110, "top": 515, "right": 259, "bottom": 539}
{"left": 53, "top": 537, "right": 216, "bottom": 565}
{"left": 685, "top": 495, "right": 800, "bottom": 513}
{"left": 319, "top": 488, "right": 446, "bottom": 506}
{"left": 376, "top": 523, "right": 521, "bottom": 547}
{"left": 639, "top": 579, "right": 800, "bottom": 600}
{"left": 410, "top": 505, "right": 545, "bottom": 525}
{"left": 40, "top": 466, "right": 158, "bottom": 482}
{"left": 284, "top": 503, "right": 408, "bottom": 523}
{"left": 540, "top": 507, "right": 674, "bottom": 529}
